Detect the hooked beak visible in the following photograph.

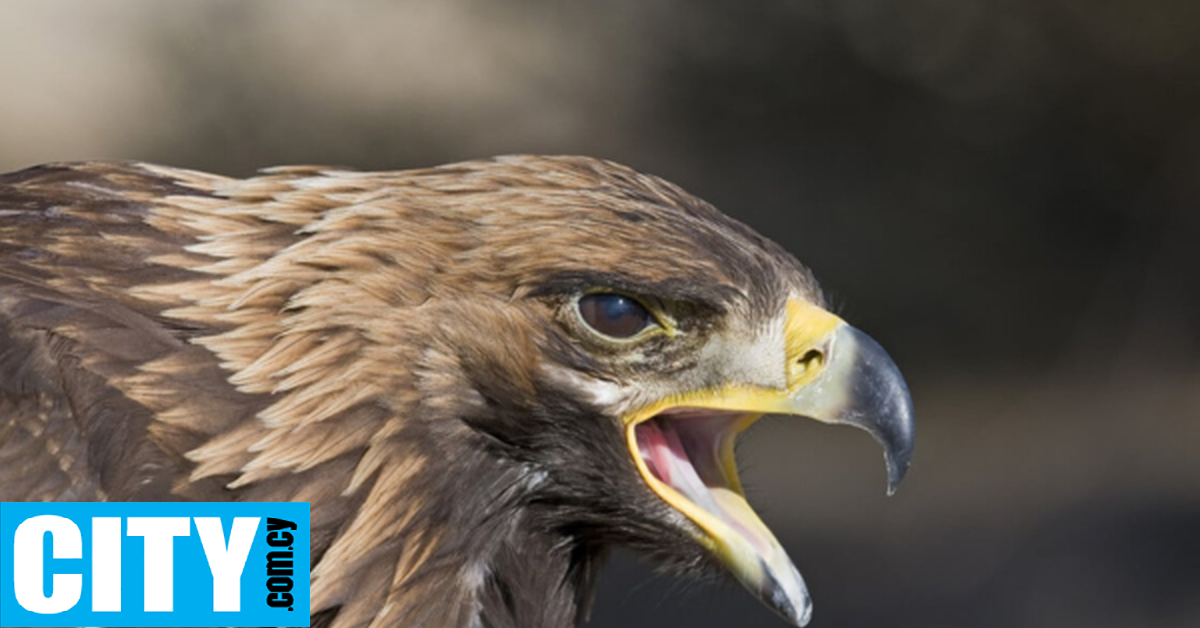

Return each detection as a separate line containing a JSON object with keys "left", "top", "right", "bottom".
{"left": 624, "top": 299, "right": 915, "bottom": 626}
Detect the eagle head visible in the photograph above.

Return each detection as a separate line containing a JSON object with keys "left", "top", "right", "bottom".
{"left": 331, "top": 156, "right": 915, "bottom": 626}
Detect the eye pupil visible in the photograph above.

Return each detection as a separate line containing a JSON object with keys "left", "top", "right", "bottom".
{"left": 578, "top": 294, "right": 653, "bottom": 338}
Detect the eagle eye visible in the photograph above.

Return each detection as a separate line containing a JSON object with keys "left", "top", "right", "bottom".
{"left": 577, "top": 293, "right": 655, "bottom": 339}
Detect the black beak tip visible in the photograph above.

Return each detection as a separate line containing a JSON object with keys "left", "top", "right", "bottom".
{"left": 885, "top": 451, "right": 911, "bottom": 496}
{"left": 881, "top": 399, "right": 915, "bottom": 495}
{"left": 761, "top": 567, "right": 814, "bottom": 627}
{"left": 842, "top": 325, "right": 916, "bottom": 496}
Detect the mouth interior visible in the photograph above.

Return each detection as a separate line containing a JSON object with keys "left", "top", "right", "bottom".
{"left": 634, "top": 408, "right": 771, "bottom": 553}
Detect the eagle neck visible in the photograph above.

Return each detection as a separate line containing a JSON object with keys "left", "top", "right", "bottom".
{"left": 464, "top": 506, "right": 600, "bottom": 628}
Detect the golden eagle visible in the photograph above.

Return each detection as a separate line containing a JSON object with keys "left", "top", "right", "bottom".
{"left": 0, "top": 156, "right": 913, "bottom": 628}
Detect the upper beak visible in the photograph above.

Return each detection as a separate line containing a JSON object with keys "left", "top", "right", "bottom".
{"left": 783, "top": 300, "right": 915, "bottom": 494}
{"left": 624, "top": 299, "right": 915, "bottom": 626}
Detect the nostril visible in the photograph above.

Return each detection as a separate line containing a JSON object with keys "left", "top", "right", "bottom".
{"left": 797, "top": 349, "right": 823, "bottom": 368}
{"left": 791, "top": 349, "right": 824, "bottom": 380}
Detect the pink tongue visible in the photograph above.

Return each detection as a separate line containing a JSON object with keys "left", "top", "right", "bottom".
{"left": 636, "top": 419, "right": 723, "bottom": 516}
{"left": 636, "top": 417, "right": 775, "bottom": 556}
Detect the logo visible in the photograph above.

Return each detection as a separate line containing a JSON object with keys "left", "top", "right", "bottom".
{"left": 0, "top": 502, "right": 310, "bottom": 627}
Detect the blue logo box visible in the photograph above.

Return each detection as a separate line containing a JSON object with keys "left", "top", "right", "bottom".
{"left": 0, "top": 502, "right": 310, "bottom": 627}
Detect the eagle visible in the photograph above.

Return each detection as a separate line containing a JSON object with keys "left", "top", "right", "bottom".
{"left": 0, "top": 155, "right": 913, "bottom": 628}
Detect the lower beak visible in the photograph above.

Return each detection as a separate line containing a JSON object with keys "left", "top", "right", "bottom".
{"left": 625, "top": 300, "right": 915, "bottom": 626}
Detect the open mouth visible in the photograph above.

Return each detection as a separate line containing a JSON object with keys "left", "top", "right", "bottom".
{"left": 617, "top": 302, "right": 914, "bottom": 627}
{"left": 633, "top": 408, "right": 773, "bottom": 554}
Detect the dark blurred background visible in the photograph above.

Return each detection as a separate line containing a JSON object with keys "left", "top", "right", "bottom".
{"left": 2, "top": 1, "right": 1197, "bottom": 626}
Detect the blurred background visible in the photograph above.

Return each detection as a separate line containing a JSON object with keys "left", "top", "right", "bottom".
{"left": 2, "top": 1, "right": 1197, "bottom": 626}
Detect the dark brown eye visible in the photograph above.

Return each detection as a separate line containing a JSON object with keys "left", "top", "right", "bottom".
{"left": 577, "top": 293, "right": 655, "bottom": 339}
